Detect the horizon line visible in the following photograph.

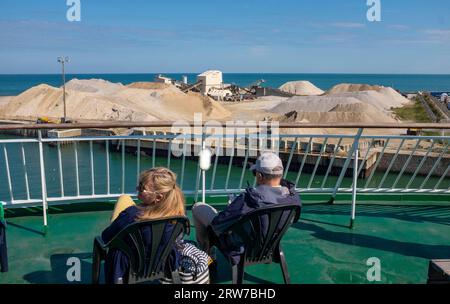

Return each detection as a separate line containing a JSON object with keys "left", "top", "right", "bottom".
{"left": 2, "top": 72, "right": 450, "bottom": 76}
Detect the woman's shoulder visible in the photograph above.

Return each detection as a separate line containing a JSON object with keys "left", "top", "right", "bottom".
{"left": 121, "top": 205, "right": 140, "bottom": 218}
{"left": 101, "top": 206, "right": 140, "bottom": 243}
{"left": 114, "top": 205, "right": 141, "bottom": 224}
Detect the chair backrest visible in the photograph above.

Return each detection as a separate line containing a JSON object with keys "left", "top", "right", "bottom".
{"left": 106, "top": 216, "right": 189, "bottom": 283}
{"left": 227, "top": 204, "right": 300, "bottom": 264}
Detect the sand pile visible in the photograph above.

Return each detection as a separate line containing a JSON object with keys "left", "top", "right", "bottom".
{"left": 326, "top": 83, "right": 409, "bottom": 105}
{"left": 279, "top": 81, "right": 324, "bottom": 96}
{"left": 65, "top": 78, "right": 124, "bottom": 94}
{"left": 0, "top": 96, "right": 12, "bottom": 110}
{"left": 127, "top": 82, "right": 171, "bottom": 90}
{"left": 278, "top": 110, "right": 395, "bottom": 124}
{"left": 0, "top": 79, "right": 231, "bottom": 122}
{"left": 329, "top": 102, "right": 380, "bottom": 113}
{"left": 270, "top": 96, "right": 363, "bottom": 113}
{"left": 327, "top": 83, "right": 385, "bottom": 94}
{"left": 327, "top": 91, "right": 407, "bottom": 114}
{"left": 0, "top": 83, "right": 159, "bottom": 121}
{"left": 264, "top": 81, "right": 411, "bottom": 124}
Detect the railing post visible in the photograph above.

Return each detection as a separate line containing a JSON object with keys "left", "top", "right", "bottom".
{"left": 121, "top": 140, "right": 125, "bottom": 194}
{"left": 90, "top": 141, "right": 95, "bottom": 196}
{"left": 74, "top": 141, "right": 80, "bottom": 197}
{"left": 350, "top": 148, "right": 359, "bottom": 228}
{"left": 136, "top": 138, "right": 141, "bottom": 185}
{"left": 38, "top": 130, "right": 48, "bottom": 233}
{"left": 194, "top": 132, "right": 205, "bottom": 203}
{"left": 3, "top": 145, "right": 13, "bottom": 203}
{"left": 21, "top": 143, "right": 31, "bottom": 201}
{"left": 106, "top": 140, "right": 110, "bottom": 195}
{"left": 328, "top": 128, "right": 363, "bottom": 204}
{"left": 57, "top": 142, "right": 64, "bottom": 197}
{"left": 202, "top": 140, "right": 206, "bottom": 204}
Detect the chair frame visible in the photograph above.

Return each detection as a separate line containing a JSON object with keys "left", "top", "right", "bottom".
{"left": 92, "top": 216, "right": 190, "bottom": 284}
{"left": 209, "top": 204, "right": 300, "bottom": 284}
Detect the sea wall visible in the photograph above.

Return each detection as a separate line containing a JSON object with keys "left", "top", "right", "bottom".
{"left": 376, "top": 152, "right": 450, "bottom": 178}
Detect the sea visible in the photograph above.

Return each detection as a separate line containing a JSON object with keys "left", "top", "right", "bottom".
{"left": 1, "top": 73, "right": 450, "bottom": 96}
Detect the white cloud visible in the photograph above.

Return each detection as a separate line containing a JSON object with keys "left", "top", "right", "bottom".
{"left": 247, "top": 45, "right": 270, "bottom": 57}
{"left": 387, "top": 24, "right": 410, "bottom": 31}
{"left": 422, "top": 29, "right": 450, "bottom": 42}
{"left": 330, "top": 22, "right": 366, "bottom": 29}
{"left": 423, "top": 29, "right": 450, "bottom": 36}
{"left": 317, "top": 34, "right": 357, "bottom": 44}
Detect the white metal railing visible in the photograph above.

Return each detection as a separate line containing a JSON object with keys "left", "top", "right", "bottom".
{"left": 1, "top": 125, "right": 449, "bottom": 227}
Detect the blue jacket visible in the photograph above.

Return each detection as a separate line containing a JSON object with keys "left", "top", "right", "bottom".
{"left": 101, "top": 206, "right": 180, "bottom": 284}
{"left": 211, "top": 179, "right": 302, "bottom": 265}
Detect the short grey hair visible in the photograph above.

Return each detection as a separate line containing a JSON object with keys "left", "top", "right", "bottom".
{"left": 258, "top": 171, "right": 283, "bottom": 181}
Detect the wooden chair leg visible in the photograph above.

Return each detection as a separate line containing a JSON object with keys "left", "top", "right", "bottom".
{"left": 278, "top": 246, "right": 291, "bottom": 284}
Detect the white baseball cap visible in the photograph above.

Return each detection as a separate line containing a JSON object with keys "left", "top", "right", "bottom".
{"left": 250, "top": 152, "right": 284, "bottom": 175}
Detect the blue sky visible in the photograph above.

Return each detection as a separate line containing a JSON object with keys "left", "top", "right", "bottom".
{"left": 1, "top": 0, "right": 450, "bottom": 74}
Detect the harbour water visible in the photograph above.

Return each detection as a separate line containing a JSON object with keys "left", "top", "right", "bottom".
{"left": 1, "top": 73, "right": 450, "bottom": 96}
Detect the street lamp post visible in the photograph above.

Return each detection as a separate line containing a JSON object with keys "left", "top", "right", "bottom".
{"left": 57, "top": 56, "right": 69, "bottom": 123}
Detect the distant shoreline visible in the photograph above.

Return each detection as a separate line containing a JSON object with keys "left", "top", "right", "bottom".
{"left": 2, "top": 72, "right": 450, "bottom": 76}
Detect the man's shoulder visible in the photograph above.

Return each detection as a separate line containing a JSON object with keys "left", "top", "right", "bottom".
{"left": 227, "top": 192, "right": 248, "bottom": 210}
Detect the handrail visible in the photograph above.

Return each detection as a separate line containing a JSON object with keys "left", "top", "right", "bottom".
{"left": 0, "top": 122, "right": 449, "bottom": 131}
{"left": 0, "top": 124, "right": 449, "bottom": 229}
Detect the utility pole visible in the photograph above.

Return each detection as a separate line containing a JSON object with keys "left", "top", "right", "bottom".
{"left": 57, "top": 56, "right": 69, "bottom": 123}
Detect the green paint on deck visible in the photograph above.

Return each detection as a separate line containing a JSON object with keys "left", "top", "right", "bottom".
{"left": 0, "top": 197, "right": 449, "bottom": 284}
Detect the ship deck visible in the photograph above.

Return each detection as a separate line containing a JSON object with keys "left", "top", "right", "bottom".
{"left": 1, "top": 195, "right": 450, "bottom": 284}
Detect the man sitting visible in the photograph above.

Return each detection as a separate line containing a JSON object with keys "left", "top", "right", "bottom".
{"left": 192, "top": 152, "right": 302, "bottom": 266}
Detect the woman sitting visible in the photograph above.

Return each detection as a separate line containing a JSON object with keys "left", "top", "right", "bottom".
{"left": 101, "top": 167, "right": 191, "bottom": 284}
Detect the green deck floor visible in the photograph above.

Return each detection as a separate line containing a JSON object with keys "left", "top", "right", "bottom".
{"left": 1, "top": 196, "right": 450, "bottom": 284}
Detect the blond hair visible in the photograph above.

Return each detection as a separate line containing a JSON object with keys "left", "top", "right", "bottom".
{"left": 137, "top": 167, "right": 185, "bottom": 220}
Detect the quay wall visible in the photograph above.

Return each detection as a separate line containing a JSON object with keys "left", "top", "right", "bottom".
{"left": 376, "top": 152, "right": 450, "bottom": 178}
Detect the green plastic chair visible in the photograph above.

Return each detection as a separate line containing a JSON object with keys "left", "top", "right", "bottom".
{"left": 92, "top": 216, "right": 190, "bottom": 284}
{"left": 209, "top": 204, "right": 300, "bottom": 284}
